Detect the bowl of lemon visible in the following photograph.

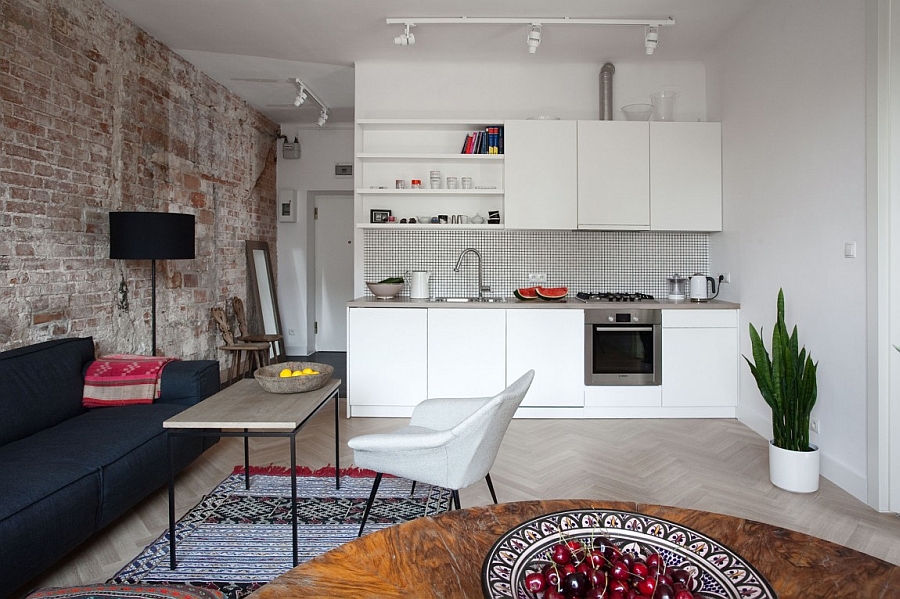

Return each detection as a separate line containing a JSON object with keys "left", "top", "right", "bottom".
{"left": 254, "top": 361, "right": 334, "bottom": 393}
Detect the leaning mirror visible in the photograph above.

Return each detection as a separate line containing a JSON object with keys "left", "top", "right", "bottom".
{"left": 245, "top": 240, "right": 286, "bottom": 360}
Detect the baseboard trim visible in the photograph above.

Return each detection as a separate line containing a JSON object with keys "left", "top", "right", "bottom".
{"left": 737, "top": 407, "right": 867, "bottom": 503}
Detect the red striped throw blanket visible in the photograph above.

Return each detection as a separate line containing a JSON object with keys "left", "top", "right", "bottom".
{"left": 82, "top": 354, "right": 179, "bottom": 407}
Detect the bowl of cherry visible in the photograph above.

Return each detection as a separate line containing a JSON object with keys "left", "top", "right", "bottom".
{"left": 481, "top": 508, "right": 777, "bottom": 599}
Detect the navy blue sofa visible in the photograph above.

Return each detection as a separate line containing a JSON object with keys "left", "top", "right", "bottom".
{"left": 0, "top": 337, "right": 220, "bottom": 597}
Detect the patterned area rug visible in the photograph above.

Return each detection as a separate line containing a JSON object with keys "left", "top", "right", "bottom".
{"left": 110, "top": 466, "right": 451, "bottom": 599}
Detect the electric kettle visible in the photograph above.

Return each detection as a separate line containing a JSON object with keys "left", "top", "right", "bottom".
{"left": 406, "top": 270, "right": 432, "bottom": 299}
{"left": 689, "top": 274, "right": 719, "bottom": 302}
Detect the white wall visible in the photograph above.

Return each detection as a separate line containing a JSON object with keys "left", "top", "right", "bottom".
{"left": 276, "top": 125, "right": 354, "bottom": 355}
{"left": 708, "top": 0, "right": 869, "bottom": 500}
{"left": 356, "top": 60, "right": 709, "bottom": 121}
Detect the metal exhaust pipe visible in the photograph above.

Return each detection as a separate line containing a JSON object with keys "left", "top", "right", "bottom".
{"left": 599, "top": 62, "right": 615, "bottom": 120}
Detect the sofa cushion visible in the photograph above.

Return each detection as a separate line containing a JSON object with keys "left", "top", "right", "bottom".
{"left": 10, "top": 404, "right": 209, "bottom": 527}
{"left": 0, "top": 446, "right": 101, "bottom": 593}
{"left": 0, "top": 337, "right": 95, "bottom": 447}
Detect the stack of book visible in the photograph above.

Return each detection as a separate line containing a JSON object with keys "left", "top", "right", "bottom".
{"left": 461, "top": 126, "right": 503, "bottom": 155}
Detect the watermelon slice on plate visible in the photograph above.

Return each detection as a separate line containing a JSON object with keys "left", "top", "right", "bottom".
{"left": 513, "top": 287, "right": 538, "bottom": 301}
{"left": 535, "top": 286, "right": 568, "bottom": 300}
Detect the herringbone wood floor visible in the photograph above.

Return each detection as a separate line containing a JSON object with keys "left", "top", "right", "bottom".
{"left": 16, "top": 401, "right": 900, "bottom": 597}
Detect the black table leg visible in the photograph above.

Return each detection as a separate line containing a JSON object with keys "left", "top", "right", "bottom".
{"left": 290, "top": 433, "right": 298, "bottom": 566}
{"left": 334, "top": 390, "right": 340, "bottom": 490}
{"left": 168, "top": 434, "right": 177, "bottom": 569}
{"left": 243, "top": 430, "right": 250, "bottom": 490}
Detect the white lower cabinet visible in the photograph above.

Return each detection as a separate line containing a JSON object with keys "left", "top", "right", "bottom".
{"left": 661, "top": 310, "right": 738, "bottom": 409}
{"left": 506, "top": 310, "right": 584, "bottom": 408}
{"left": 347, "top": 306, "right": 739, "bottom": 418}
{"left": 347, "top": 308, "right": 427, "bottom": 414}
{"left": 427, "top": 309, "right": 506, "bottom": 398}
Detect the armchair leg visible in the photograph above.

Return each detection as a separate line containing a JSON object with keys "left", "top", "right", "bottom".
{"left": 358, "top": 472, "right": 383, "bottom": 537}
{"left": 485, "top": 473, "right": 498, "bottom": 504}
{"left": 451, "top": 489, "right": 461, "bottom": 510}
{"left": 409, "top": 480, "right": 417, "bottom": 496}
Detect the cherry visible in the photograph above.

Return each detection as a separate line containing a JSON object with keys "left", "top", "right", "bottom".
{"left": 577, "top": 562, "right": 593, "bottom": 576}
{"left": 610, "top": 560, "right": 631, "bottom": 581}
{"left": 567, "top": 539, "right": 587, "bottom": 561}
{"left": 564, "top": 572, "right": 590, "bottom": 598}
{"left": 585, "top": 588, "right": 607, "bottom": 599}
{"left": 546, "top": 588, "right": 567, "bottom": 599}
{"left": 619, "top": 552, "right": 635, "bottom": 571}
{"left": 593, "top": 535, "right": 616, "bottom": 551}
{"left": 653, "top": 583, "right": 675, "bottom": 599}
{"left": 562, "top": 563, "right": 577, "bottom": 577}
{"left": 588, "top": 549, "right": 607, "bottom": 569}
{"left": 608, "top": 579, "right": 628, "bottom": 594}
{"left": 645, "top": 552, "right": 663, "bottom": 570}
{"left": 604, "top": 545, "right": 623, "bottom": 564}
{"left": 543, "top": 563, "right": 562, "bottom": 587}
{"left": 552, "top": 542, "right": 573, "bottom": 564}
{"left": 674, "top": 591, "right": 695, "bottom": 599}
{"left": 524, "top": 571, "right": 545, "bottom": 593}
{"left": 637, "top": 576, "right": 657, "bottom": 597}
{"left": 632, "top": 561, "right": 649, "bottom": 579}
{"left": 588, "top": 567, "right": 608, "bottom": 590}
{"left": 670, "top": 568, "right": 693, "bottom": 590}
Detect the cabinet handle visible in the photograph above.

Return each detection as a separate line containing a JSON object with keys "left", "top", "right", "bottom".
{"left": 594, "top": 326, "right": 655, "bottom": 333}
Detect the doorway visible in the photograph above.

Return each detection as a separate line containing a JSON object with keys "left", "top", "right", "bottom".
{"left": 313, "top": 193, "right": 354, "bottom": 351}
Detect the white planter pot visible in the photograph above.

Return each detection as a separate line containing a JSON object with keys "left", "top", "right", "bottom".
{"left": 769, "top": 440, "right": 819, "bottom": 493}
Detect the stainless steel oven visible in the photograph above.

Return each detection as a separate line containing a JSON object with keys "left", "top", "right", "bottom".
{"left": 585, "top": 309, "right": 661, "bottom": 386}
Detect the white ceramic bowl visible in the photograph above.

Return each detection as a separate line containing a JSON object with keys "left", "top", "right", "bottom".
{"left": 417, "top": 216, "right": 434, "bottom": 224}
{"left": 366, "top": 282, "right": 403, "bottom": 299}
{"left": 621, "top": 103, "right": 654, "bottom": 121}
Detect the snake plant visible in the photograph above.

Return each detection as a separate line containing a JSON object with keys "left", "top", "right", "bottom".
{"left": 744, "top": 289, "right": 818, "bottom": 452}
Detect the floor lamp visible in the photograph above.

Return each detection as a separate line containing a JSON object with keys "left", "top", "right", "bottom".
{"left": 109, "top": 212, "right": 195, "bottom": 356}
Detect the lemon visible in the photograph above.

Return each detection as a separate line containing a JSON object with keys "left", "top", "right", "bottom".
{"left": 310, "top": 370, "right": 320, "bottom": 375}
{"left": 291, "top": 370, "right": 304, "bottom": 377}
{"left": 279, "top": 368, "right": 293, "bottom": 378}
{"left": 301, "top": 367, "right": 314, "bottom": 374}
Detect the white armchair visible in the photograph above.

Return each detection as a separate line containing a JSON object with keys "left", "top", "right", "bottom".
{"left": 348, "top": 370, "right": 535, "bottom": 536}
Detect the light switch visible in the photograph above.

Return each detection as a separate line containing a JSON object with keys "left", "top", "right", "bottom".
{"left": 844, "top": 242, "right": 857, "bottom": 258}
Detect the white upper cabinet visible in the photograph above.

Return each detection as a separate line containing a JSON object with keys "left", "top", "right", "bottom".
{"left": 577, "top": 121, "right": 650, "bottom": 230}
{"left": 503, "top": 120, "right": 578, "bottom": 230}
{"left": 649, "top": 122, "right": 722, "bottom": 231}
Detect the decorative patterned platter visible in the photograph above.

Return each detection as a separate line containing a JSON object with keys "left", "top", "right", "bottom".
{"left": 481, "top": 509, "right": 777, "bottom": 599}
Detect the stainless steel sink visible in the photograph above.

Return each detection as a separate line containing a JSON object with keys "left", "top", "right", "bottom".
{"left": 431, "top": 297, "right": 508, "bottom": 303}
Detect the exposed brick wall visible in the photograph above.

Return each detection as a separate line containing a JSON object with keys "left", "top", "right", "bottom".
{"left": 0, "top": 0, "right": 279, "bottom": 360}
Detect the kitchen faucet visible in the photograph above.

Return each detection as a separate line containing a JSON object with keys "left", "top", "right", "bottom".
{"left": 453, "top": 248, "right": 490, "bottom": 299}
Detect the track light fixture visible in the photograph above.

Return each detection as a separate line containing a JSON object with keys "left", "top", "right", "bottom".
{"left": 526, "top": 24, "right": 541, "bottom": 54}
{"left": 394, "top": 23, "right": 415, "bottom": 46}
{"left": 645, "top": 26, "right": 659, "bottom": 55}
{"left": 386, "top": 17, "right": 673, "bottom": 55}
{"left": 288, "top": 78, "right": 329, "bottom": 126}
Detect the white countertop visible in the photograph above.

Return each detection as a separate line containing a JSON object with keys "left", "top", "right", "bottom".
{"left": 348, "top": 297, "right": 740, "bottom": 309}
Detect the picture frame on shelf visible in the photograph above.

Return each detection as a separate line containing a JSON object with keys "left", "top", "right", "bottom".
{"left": 370, "top": 209, "right": 391, "bottom": 224}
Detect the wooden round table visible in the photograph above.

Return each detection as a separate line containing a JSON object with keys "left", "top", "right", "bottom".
{"left": 250, "top": 499, "right": 900, "bottom": 599}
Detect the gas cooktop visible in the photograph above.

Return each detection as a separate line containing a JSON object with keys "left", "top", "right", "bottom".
{"left": 575, "top": 292, "right": 655, "bottom": 302}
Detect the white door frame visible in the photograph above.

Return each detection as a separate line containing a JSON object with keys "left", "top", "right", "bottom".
{"left": 866, "top": 0, "right": 900, "bottom": 512}
{"left": 305, "top": 190, "right": 353, "bottom": 354}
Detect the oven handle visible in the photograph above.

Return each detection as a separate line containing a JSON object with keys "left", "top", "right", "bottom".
{"left": 593, "top": 326, "right": 655, "bottom": 333}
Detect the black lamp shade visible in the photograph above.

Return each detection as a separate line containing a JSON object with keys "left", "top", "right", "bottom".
{"left": 109, "top": 212, "right": 195, "bottom": 260}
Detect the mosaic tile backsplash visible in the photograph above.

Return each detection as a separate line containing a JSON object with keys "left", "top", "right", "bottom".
{"left": 364, "top": 229, "right": 709, "bottom": 299}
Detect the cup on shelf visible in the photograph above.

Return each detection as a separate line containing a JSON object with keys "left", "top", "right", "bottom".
{"left": 395, "top": 179, "right": 406, "bottom": 189}
{"left": 461, "top": 177, "right": 473, "bottom": 189}
{"left": 457, "top": 214, "right": 469, "bottom": 224}
{"left": 446, "top": 176, "right": 458, "bottom": 189}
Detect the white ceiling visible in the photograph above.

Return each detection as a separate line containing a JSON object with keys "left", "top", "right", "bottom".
{"left": 100, "top": 0, "right": 755, "bottom": 126}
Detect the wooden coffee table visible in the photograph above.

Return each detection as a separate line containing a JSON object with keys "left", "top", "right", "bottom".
{"left": 164, "top": 377, "right": 341, "bottom": 570}
{"left": 250, "top": 499, "right": 900, "bottom": 599}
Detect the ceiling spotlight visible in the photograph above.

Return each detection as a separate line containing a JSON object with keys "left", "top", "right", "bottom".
{"left": 394, "top": 23, "right": 415, "bottom": 46}
{"left": 645, "top": 26, "right": 659, "bottom": 55}
{"left": 526, "top": 23, "right": 542, "bottom": 54}
{"left": 317, "top": 109, "right": 328, "bottom": 127}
